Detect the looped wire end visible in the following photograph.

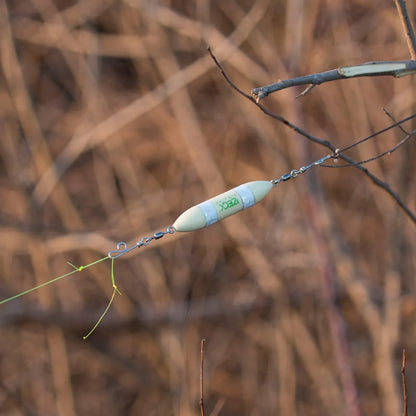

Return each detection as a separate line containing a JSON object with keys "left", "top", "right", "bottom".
{"left": 108, "top": 226, "right": 176, "bottom": 260}
{"left": 108, "top": 242, "right": 130, "bottom": 259}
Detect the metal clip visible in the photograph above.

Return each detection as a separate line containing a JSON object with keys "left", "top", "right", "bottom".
{"left": 108, "top": 226, "right": 176, "bottom": 260}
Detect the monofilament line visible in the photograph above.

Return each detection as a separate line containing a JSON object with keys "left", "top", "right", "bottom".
{"left": 0, "top": 256, "right": 109, "bottom": 306}
{"left": 0, "top": 139, "right": 413, "bottom": 336}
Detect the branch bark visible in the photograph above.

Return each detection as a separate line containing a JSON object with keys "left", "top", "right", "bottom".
{"left": 394, "top": 0, "right": 416, "bottom": 59}
{"left": 252, "top": 60, "right": 416, "bottom": 101}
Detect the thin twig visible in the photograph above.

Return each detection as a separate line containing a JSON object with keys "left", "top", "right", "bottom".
{"left": 383, "top": 108, "right": 410, "bottom": 134}
{"left": 401, "top": 349, "right": 408, "bottom": 416}
{"left": 210, "top": 398, "right": 226, "bottom": 416}
{"left": 251, "top": 60, "right": 416, "bottom": 101}
{"left": 208, "top": 47, "right": 416, "bottom": 225}
{"left": 200, "top": 339, "right": 206, "bottom": 416}
{"left": 207, "top": 46, "right": 331, "bottom": 149}
{"left": 394, "top": 0, "right": 416, "bottom": 59}
{"left": 336, "top": 113, "right": 416, "bottom": 154}
{"left": 322, "top": 128, "right": 416, "bottom": 167}
{"left": 296, "top": 84, "right": 316, "bottom": 98}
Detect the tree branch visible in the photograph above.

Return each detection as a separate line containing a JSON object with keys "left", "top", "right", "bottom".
{"left": 200, "top": 339, "right": 206, "bottom": 416}
{"left": 401, "top": 349, "right": 408, "bottom": 416}
{"left": 252, "top": 2, "right": 416, "bottom": 100}
{"left": 252, "top": 60, "right": 416, "bottom": 101}
{"left": 394, "top": 0, "right": 416, "bottom": 59}
{"left": 208, "top": 47, "right": 416, "bottom": 225}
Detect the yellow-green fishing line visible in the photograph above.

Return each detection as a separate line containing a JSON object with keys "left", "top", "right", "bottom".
{"left": 83, "top": 258, "right": 121, "bottom": 339}
{"left": 0, "top": 256, "right": 110, "bottom": 305}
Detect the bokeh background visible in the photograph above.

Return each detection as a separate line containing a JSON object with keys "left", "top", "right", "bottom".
{"left": 1, "top": 0, "right": 415, "bottom": 415}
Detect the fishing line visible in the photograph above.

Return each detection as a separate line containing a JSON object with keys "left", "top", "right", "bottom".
{"left": 1, "top": 112, "right": 413, "bottom": 337}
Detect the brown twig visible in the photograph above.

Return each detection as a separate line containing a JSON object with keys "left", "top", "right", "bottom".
{"left": 207, "top": 46, "right": 416, "bottom": 225}
{"left": 394, "top": 0, "right": 416, "bottom": 59}
{"left": 296, "top": 84, "right": 316, "bottom": 98}
{"left": 401, "top": 349, "right": 408, "bottom": 416}
{"left": 200, "top": 339, "right": 206, "bottom": 416}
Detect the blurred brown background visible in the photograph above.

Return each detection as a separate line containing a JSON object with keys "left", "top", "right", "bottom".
{"left": 1, "top": 0, "right": 415, "bottom": 415}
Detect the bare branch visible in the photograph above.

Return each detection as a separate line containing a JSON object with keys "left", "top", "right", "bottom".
{"left": 207, "top": 46, "right": 331, "bottom": 149}
{"left": 394, "top": 0, "right": 416, "bottom": 59}
{"left": 326, "top": 152, "right": 416, "bottom": 224}
{"left": 383, "top": 108, "right": 410, "bottom": 134}
{"left": 401, "top": 349, "right": 408, "bottom": 416}
{"left": 200, "top": 339, "right": 206, "bottom": 416}
{"left": 336, "top": 113, "right": 416, "bottom": 154}
{"left": 208, "top": 47, "right": 416, "bottom": 225}
{"left": 323, "top": 130, "right": 415, "bottom": 167}
{"left": 252, "top": 60, "right": 416, "bottom": 101}
{"left": 296, "top": 84, "right": 316, "bottom": 98}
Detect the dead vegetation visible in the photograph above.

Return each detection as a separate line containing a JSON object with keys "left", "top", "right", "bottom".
{"left": 0, "top": 0, "right": 415, "bottom": 415}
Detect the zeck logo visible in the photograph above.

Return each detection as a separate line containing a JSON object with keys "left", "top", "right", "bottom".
{"left": 217, "top": 197, "right": 240, "bottom": 211}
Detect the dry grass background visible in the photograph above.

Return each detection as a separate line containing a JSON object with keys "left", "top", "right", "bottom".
{"left": 0, "top": 0, "right": 415, "bottom": 415}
